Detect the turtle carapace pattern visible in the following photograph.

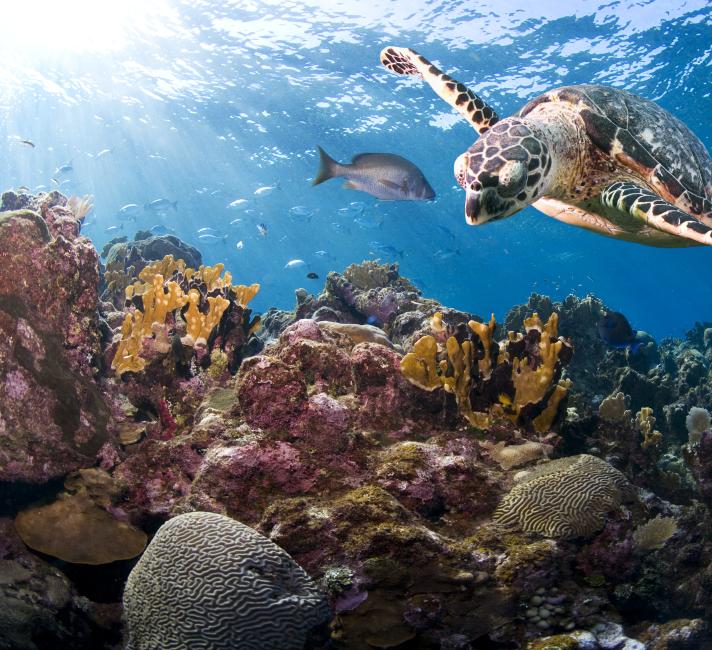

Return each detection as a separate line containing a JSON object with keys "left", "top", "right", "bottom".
{"left": 380, "top": 46, "right": 712, "bottom": 247}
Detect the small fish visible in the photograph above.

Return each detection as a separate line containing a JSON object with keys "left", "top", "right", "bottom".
{"left": 306, "top": 272, "right": 319, "bottom": 279}
{"left": 313, "top": 146, "right": 435, "bottom": 201}
{"left": 257, "top": 223, "right": 268, "bottom": 237}
{"left": 498, "top": 393, "right": 513, "bottom": 407}
{"left": 314, "top": 250, "right": 332, "bottom": 258}
{"left": 289, "top": 205, "right": 313, "bottom": 218}
{"left": 285, "top": 259, "right": 306, "bottom": 269}
{"left": 150, "top": 225, "right": 176, "bottom": 235}
{"left": 254, "top": 184, "right": 278, "bottom": 197}
{"left": 197, "top": 227, "right": 220, "bottom": 235}
{"left": 118, "top": 204, "right": 141, "bottom": 220}
{"left": 145, "top": 198, "right": 178, "bottom": 211}
{"left": 16, "top": 185, "right": 30, "bottom": 193}
{"left": 236, "top": 240, "right": 244, "bottom": 250}
{"left": 198, "top": 233, "right": 227, "bottom": 244}
{"left": 227, "top": 198, "right": 251, "bottom": 210}
{"left": 369, "top": 241, "right": 404, "bottom": 259}
{"left": 433, "top": 248, "right": 461, "bottom": 260}
{"left": 54, "top": 160, "right": 73, "bottom": 175}
{"left": 598, "top": 312, "right": 642, "bottom": 352}
{"left": 229, "top": 218, "right": 244, "bottom": 226}
{"left": 354, "top": 215, "right": 383, "bottom": 230}
{"left": 435, "top": 224, "right": 457, "bottom": 239}
{"left": 105, "top": 225, "right": 123, "bottom": 233}
{"left": 96, "top": 148, "right": 113, "bottom": 158}
{"left": 19, "top": 140, "right": 35, "bottom": 148}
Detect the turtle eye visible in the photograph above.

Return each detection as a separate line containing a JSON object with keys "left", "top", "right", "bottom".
{"left": 498, "top": 160, "right": 527, "bottom": 198}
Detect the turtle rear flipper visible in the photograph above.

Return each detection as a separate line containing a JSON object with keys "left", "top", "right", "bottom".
{"left": 380, "top": 46, "right": 499, "bottom": 135}
{"left": 602, "top": 181, "right": 712, "bottom": 246}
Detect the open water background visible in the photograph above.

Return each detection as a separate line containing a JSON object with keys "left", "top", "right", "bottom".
{"left": 0, "top": 0, "right": 710, "bottom": 338}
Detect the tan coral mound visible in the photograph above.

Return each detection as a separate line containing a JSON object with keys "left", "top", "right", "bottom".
{"left": 14, "top": 491, "right": 147, "bottom": 565}
{"left": 493, "top": 454, "right": 633, "bottom": 539}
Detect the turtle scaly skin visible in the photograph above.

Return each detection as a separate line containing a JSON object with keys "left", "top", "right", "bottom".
{"left": 380, "top": 47, "right": 499, "bottom": 134}
{"left": 380, "top": 47, "right": 712, "bottom": 247}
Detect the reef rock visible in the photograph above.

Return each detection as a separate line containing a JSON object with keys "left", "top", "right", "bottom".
{"left": 0, "top": 200, "right": 110, "bottom": 483}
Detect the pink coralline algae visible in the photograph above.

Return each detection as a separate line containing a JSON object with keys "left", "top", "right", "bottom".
{"left": 191, "top": 439, "right": 323, "bottom": 522}
{"left": 112, "top": 439, "right": 203, "bottom": 524}
{"left": 236, "top": 319, "right": 451, "bottom": 437}
{"left": 0, "top": 200, "right": 110, "bottom": 483}
{"left": 289, "top": 392, "right": 351, "bottom": 452}
{"left": 236, "top": 356, "right": 309, "bottom": 430}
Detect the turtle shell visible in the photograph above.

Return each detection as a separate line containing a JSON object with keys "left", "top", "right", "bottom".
{"left": 517, "top": 85, "right": 712, "bottom": 209}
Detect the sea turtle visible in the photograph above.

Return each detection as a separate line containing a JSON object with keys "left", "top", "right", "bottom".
{"left": 380, "top": 46, "right": 712, "bottom": 247}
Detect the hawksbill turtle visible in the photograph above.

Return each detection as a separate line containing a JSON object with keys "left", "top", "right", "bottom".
{"left": 380, "top": 46, "right": 712, "bottom": 247}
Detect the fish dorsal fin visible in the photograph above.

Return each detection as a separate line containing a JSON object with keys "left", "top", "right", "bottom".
{"left": 351, "top": 152, "right": 408, "bottom": 166}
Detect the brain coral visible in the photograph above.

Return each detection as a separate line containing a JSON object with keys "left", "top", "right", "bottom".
{"left": 493, "top": 454, "right": 633, "bottom": 539}
{"left": 123, "top": 511, "right": 330, "bottom": 650}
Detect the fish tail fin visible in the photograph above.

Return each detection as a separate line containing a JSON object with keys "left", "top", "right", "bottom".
{"left": 313, "top": 146, "right": 340, "bottom": 185}
{"left": 172, "top": 201, "right": 178, "bottom": 211}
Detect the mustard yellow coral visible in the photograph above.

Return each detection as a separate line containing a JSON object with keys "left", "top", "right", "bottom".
{"left": 468, "top": 314, "right": 496, "bottom": 377}
{"left": 183, "top": 290, "right": 230, "bottom": 347}
{"left": 233, "top": 282, "right": 260, "bottom": 308}
{"left": 112, "top": 312, "right": 147, "bottom": 374}
{"left": 111, "top": 258, "right": 259, "bottom": 376}
{"left": 400, "top": 312, "right": 572, "bottom": 431}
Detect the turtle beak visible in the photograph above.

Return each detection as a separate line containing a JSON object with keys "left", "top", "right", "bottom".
{"left": 465, "top": 192, "right": 481, "bottom": 225}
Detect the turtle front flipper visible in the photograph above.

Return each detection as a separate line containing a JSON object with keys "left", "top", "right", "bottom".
{"left": 602, "top": 181, "right": 712, "bottom": 246}
{"left": 380, "top": 46, "right": 499, "bottom": 135}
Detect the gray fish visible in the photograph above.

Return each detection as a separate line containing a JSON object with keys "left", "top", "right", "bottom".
{"left": 313, "top": 146, "right": 435, "bottom": 201}
{"left": 54, "top": 160, "right": 73, "bottom": 175}
{"left": 197, "top": 233, "right": 227, "bottom": 245}
{"left": 369, "top": 241, "right": 404, "bottom": 258}
{"left": 150, "top": 224, "right": 176, "bottom": 235}
{"left": 145, "top": 198, "right": 178, "bottom": 211}
{"left": 118, "top": 204, "right": 141, "bottom": 220}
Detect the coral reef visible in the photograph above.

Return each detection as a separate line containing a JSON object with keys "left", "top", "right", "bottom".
{"left": 3, "top": 194, "right": 712, "bottom": 649}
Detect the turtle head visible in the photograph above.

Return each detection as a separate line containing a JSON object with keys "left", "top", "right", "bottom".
{"left": 454, "top": 119, "right": 550, "bottom": 225}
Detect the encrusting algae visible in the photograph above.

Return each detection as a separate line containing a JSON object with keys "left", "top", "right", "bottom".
{"left": 400, "top": 311, "right": 573, "bottom": 432}
{"left": 111, "top": 255, "right": 259, "bottom": 375}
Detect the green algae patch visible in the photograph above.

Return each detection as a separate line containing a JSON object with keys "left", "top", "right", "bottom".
{"left": 203, "top": 387, "right": 237, "bottom": 412}
{"left": 527, "top": 633, "right": 589, "bottom": 649}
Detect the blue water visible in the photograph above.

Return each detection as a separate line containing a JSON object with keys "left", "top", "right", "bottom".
{"left": 0, "top": 0, "right": 710, "bottom": 339}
